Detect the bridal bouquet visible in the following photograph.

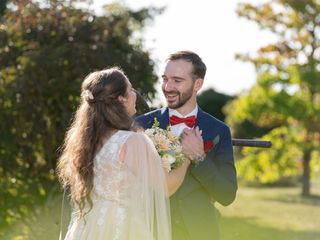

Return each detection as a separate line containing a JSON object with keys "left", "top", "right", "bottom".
{"left": 145, "top": 118, "right": 187, "bottom": 172}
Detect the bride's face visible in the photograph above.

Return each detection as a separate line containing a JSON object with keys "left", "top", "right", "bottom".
{"left": 120, "top": 79, "right": 137, "bottom": 116}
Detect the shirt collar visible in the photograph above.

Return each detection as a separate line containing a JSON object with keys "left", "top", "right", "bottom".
{"left": 168, "top": 105, "right": 198, "bottom": 118}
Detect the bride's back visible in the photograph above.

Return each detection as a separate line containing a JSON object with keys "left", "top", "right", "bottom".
{"left": 92, "top": 130, "right": 134, "bottom": 204}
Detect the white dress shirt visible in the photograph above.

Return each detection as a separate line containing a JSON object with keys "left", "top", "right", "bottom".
{"left": 168, "top": 106, "right": 198, "bottom": 137}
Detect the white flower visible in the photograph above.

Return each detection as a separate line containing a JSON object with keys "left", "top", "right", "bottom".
{"left": 145, "top": 128, "right": 156, "bottom": 136}
{"left": 162, "top": 153, "right": 176, "bottom": 165}
{"left": 145, "top": 118, "right": 187, "bottom": 172}
{"left": 81, "top": 89, "right": 94, "bottom": 101}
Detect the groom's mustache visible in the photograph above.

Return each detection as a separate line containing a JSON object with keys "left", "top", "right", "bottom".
{"left": 163, "top": 90, "right": 180, "bottom": 95}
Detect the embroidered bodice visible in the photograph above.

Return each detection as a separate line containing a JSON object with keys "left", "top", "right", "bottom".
{"left": 92, "top": 130, "right": 134, "bottom": 205}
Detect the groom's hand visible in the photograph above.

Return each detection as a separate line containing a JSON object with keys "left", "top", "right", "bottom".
{"left": 181, "top": 127, "right": 205, "bottom": 163}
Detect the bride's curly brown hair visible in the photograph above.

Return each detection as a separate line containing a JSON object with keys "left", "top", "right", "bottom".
{"left": 57, "top": 67, "right": 133, "bottom": 217}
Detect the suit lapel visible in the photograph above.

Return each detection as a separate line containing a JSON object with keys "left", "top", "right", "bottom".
{"left": 158, "top": 107, "right": 170, "bottom": 129}
{"left": 195, "top": 107, "right": 211, "bottom": 140}
{"left": 195, "top": 107, "right": 204, "bottom": 126}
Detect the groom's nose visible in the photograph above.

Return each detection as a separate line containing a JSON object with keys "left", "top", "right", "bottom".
{"left": 163, "top": 80, "right": 175, "bottom": 92}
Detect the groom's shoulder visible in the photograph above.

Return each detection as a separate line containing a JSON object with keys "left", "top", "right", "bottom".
{"left": 135, "top": 107, "right": 166, "bottom": 121}
{"left": 135, "top": 107, "right": 167, "bottom": 128}
{"left": 199, "top": 109, "right": 230, "bottom": 130}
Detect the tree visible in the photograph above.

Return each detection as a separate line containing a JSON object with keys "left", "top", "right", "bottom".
{"left": 0, "top": 0, "right": 161, "bottom": 230}
{"left": 226, "top": 0, "right": 320, "bottom": 195}
{"left": 197, "top": 88, "right": 234, "bottom": 121}
{"left": 0, "top": 0, "right": 9, "bottom": 16}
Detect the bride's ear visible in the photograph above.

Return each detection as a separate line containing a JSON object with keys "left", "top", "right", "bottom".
{"left": 118, "top": 95, "right": 127, "bottom": 103}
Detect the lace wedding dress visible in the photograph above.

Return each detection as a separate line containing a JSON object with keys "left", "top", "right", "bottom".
{"left": 64, "top": 131, "right": 171, "bottom": 240}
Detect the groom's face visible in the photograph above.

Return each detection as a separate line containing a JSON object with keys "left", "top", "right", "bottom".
{"left": 161, "top": 59, "right": 196, "bottom": 110}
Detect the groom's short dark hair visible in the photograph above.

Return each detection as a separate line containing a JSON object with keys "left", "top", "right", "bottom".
{"left": 166, "top": 50, "right": 206, "bottom": 80}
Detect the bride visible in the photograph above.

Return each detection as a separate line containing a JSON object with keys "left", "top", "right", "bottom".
{"left": 57, "top": 67, "right": 190, "bottom": 240}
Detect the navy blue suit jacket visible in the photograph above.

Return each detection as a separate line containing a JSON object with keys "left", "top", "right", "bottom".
{"left": 135, "top": 107, "right": 237, "bottom": 240}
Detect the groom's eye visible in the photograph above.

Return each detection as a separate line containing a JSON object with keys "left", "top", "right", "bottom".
{"left": 173, "top": 79, "right": 183, "bottom": 84}
{"left": 162, "top": 76, "right": 168, "bottom": 82}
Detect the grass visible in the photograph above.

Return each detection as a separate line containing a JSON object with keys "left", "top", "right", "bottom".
{"left": 217, "top": 180, "right": 320, "bottom": 240}
{"left": 2, "top": 196, "right": 62, "bottom": 240}
{"left": 2, "top": 180, "right": 320, "bottom": 240}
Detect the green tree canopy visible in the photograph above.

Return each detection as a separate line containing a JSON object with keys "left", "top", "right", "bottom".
{"left": 0, "top": 0, "right": 161, "bottom": 230}
{"left": 226, "top": 0, "right": 320, "bottom": 195}
{"left": 197, "top": 88, "right": 234, "bottom": 122}
{"left": 0, "top": 0, "right": 9, "bottom": 16}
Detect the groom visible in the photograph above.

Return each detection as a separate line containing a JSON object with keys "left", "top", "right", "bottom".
{"left": 135, "top": 50, "right": 237, "bottom": 240}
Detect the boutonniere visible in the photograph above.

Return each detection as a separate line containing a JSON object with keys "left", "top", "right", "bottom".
{"left": 203, "top": 135, "right": 220, "bottom": 153}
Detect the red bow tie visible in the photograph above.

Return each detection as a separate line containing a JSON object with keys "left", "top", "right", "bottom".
{"left": 169, "top": 115, "right": 196, "bottom": 128}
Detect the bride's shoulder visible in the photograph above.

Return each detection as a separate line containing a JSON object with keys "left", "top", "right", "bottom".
{"left": 112, "top": 130, "right": 146, "bottom": 142}
{"left": 124, "top": 130, "right": 151, "bottom": 144}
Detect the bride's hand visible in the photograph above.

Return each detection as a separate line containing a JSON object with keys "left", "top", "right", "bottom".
{"left": 161, "top": 158, "right": 171, "bottom": 173}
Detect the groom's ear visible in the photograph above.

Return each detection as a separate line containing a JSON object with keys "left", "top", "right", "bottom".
{"left": 194, "top": 78, "right": 203, "bottom": 92}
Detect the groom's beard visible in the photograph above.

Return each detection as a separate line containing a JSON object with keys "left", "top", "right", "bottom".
{"left": 163, "top": 85, "right": 194, "bottom": 109}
